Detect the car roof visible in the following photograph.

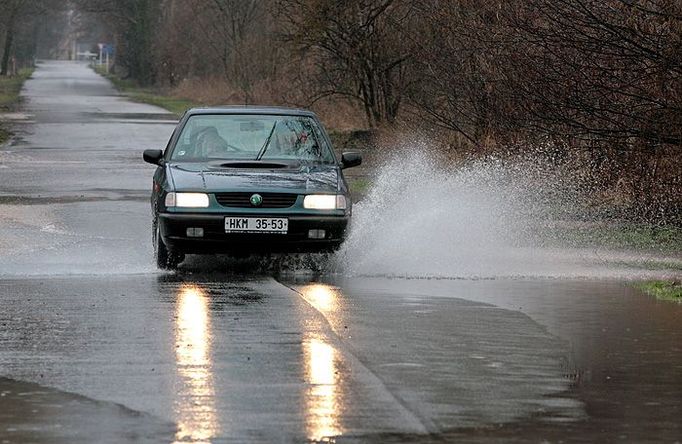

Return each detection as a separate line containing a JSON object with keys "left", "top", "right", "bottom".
{"left": 185, "top": 106, "right": 317, "bottom": 118}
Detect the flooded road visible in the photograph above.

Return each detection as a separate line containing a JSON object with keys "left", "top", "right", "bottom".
{"left": 0, "top": 61, "right": 680, "bottom": 442}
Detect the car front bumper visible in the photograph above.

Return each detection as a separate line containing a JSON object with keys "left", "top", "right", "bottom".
{"left": 159, "top": 212, "right": 349, "bottom": 254}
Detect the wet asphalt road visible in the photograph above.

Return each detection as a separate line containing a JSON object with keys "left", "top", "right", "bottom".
{"left": 0, "top": 61, "right": 681, "bottom": 443}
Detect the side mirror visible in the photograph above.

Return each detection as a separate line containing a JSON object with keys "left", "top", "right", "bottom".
{"left": 341, "top": 152, "right": 362, "bottom": 169}
{"left": 143, "top": 149, "right": 164, "bottom": 165}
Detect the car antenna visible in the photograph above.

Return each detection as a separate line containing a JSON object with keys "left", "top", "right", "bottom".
{"left": 255, "top": 121, "right": 277, "bottom": 161}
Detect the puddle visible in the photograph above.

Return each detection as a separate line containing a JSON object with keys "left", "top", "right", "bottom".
{"left": 0, "top": 112, "right": 33, "bottom": 122}
{"left": 323, "top": 277, "right": 682, "bottom": 442}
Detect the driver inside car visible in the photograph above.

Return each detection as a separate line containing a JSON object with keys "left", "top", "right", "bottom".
{"left": 197, "top": 127, "right": 230, "bottom": 158}
{"left": 272, "top": 127, "right": 297, "bottom": 156}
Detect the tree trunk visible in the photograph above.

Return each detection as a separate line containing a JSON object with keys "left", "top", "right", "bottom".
{"left": 0, "top": 0, "right": 22, "bottom": 76}
{"left": 1, "top": 21, "right": 16, "bottom": 76}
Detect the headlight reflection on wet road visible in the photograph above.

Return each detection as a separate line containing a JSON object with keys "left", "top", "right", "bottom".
{"left": 300, "top": 283, "right": 340, "bottom": 315}
{"left": 174, "top": 284, "right": 218, "bottom": 443}
{"left": 304, "top": 336, "right": 342, "bottom": 441}
{"left": 300, "top": 283, "right": 344, "bottom": 441}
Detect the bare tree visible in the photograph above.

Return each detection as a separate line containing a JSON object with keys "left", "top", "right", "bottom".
{"left": 0, "top": 0, "right": 64, "bottom": 75}
{"left": 505, "top": 0, "right": 682, "bottom": 149}
{"left": 76, "top": 0, "right": 162, "bottom": 84}
{"left": 187, "top": 0, "right": 268, "bottom": 102}
{"left": 1, "top": 0, "right": 28, "bottom": 75}
{"left": 278, "top": 0, "right": 416, "bottom": 126}
{"left": 405, "top": 0, "right": 511, "bottom": 146}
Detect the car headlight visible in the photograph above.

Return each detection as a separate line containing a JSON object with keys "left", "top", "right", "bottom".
{"left": 165, "top": 192, "right": 210, "bottom": 208}
{"left": 303, "top": 194, "right": 347, "bottom": 210}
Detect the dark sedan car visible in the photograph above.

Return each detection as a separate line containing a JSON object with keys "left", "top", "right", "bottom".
{"left": 143, "top": 106, "right": 362, "bottom": 269}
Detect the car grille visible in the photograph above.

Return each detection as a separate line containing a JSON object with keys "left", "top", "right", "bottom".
{"left": 215, "top": 192, "right": 298, "bottom": 208}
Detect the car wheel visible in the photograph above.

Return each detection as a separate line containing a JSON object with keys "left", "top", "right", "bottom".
{"left": 154, "top": 221, "right": 184, "bottom": 270}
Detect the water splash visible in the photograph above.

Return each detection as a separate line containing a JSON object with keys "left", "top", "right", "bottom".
{"left": 334, "top": 145, "right": 681, "bottom": 279}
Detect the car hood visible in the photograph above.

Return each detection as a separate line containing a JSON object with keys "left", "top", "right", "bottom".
{"left": 167, "top": 162, "right": 341, "bottom": 193}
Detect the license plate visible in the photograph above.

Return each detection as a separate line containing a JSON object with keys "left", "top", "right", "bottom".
{"left": 224, "top": 217, "right": 288, "bottom": 234}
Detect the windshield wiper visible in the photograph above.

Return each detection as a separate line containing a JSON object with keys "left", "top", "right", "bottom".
{"left": 255, "top": 121, "right": 277, "bottom": 161}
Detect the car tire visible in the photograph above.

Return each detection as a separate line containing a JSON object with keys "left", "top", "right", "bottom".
{"left": 154, "top": 221, "right": 184, "bottom": 270}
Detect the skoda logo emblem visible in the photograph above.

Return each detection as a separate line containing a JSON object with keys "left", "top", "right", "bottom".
{"left": 250, "top": 193, "right": 263, "bottom": 206}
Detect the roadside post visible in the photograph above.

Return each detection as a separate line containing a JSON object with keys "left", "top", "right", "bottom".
{"left": 97, "top": 43, "right": 104, "bottom": 66}
{"left": 104, "top": 44, "right": 114, "bottom": 73}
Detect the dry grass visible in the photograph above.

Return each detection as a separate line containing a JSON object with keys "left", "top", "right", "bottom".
{"left": 0, "top": 68, "right": 34, "bottom": 144}
{"left": 170, "top": 76, "right": 367, "bottom": 131}
{"left": 310, "top": 97, "right": 367, "bottom": 131}
{"left": 172, "top": 76, "right": 246, "bottom": 106}
{"left": 0, "top": 68, "right": 33, "bottom": 111}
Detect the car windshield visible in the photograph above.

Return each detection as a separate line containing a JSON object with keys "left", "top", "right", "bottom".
{"left": 170, "top": 114, "right": 335, "bottom": 163}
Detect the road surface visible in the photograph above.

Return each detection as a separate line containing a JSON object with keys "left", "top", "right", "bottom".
{"left": 0, "top": 61, "right": 680, "bottom": 443}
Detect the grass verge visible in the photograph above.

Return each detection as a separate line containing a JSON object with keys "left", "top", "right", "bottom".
{"left": 0, "top": 127, "right": 9, "bottom": 145}
{"left": 92, "top": 65, "right": 198, "bottom": 116}
{"left": 636, "top": 280, "right": 682, "bottom": 302}
{"left": 538, "top": 224, "right": 682, "bottom": 253}
{"left": 0, "top": 68, "right": 34, "bottom": 144}
{"left": 0, "top": 68, "right": 33, "bottom": 110}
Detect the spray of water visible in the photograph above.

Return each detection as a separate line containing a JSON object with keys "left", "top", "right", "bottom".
{"left": 334, "top": 144, "right": 681, "bottom": 279}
